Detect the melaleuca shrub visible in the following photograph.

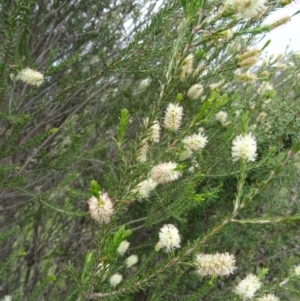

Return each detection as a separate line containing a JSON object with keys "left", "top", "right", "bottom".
{"left": 1, "top": 0, "right": 300, "bottom": 301}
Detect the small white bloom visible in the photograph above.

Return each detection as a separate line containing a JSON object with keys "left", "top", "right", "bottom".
{"left": 164, "top": 103, "right": 183, "bottom": 132}
{"left": 232, "top": 132, "right": 257, "bottom": 162}
{"left": 215, "top": 111, "right": 228, "bottom": 125}
{"left": 3, "top": 296, "right": 12, "bottom": 301}
{"left": 187, "top": 83, "right": 204, "bottom": 99}
{"left": 125, "top": 254, "right": 138, "bottom": 268}
{"left": 257, "top": 82, "right": 273, "bottom": 95}
{"left": 235, "top": 73, "right": 257, "bottom": 83}
{"left": 182, "top": 133, "right": 208, "bottom": 151}
{"left": 256, "top": 112, "right": 267, "bottom": 123}
{"left": 16, "top": 68, "right": 44, "bottom": 87}
{"left": 180, "top": 147, "right": 193, "bottom": 161}
{"left": 195, "top": 253, "right": 236, "bottom": 277}
{"left": 256, "top": 294, "right": 280, "bottom": 301}
{"left": 159, "top": 224, "right": 181, "bottom": 253}
{"left": 227, "top": 0, "right": 267, "bottom": 19}
{"left": 234, "top": 274, "right": 261, "bottom": 299}
{"left": 109, "top": 273, "right": 123, "bottom": 287}
{"left": 151, "top": 121, "right": 160, "bottom": 143}
{"left": 155, "top": 241, "right": 162, "bottom": 251}
{"left": 180, "top": 54, "right": 194, "bottom": 80}
{"left": 117, "top": 240, "right": 130, "bottom": 256}
{"left": 135, "top": 178, "right": 158, "bottom": 199}
{"left": 209, "top": 80, "right": 224, "bottom": 90}
{"left": 87, "top": 192, "right": 114, "bottom": 224}
{"left": 136, "top": 140, "right": 149, "bottom": 163}
{"left": 294, "top": 264, "right": 300, "bottom": 276}
{"left": 150, "top": 162, "right": 182, "bottom": 184}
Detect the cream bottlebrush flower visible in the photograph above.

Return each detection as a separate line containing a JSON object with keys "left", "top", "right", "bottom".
{"left": 179, "top": 147, "right": 193, "bottom": 161}
{"left": 117, "top": 240, "right": 130, "bottom": 256}
{"left": 180, "top": 54, "right": 194, "bottom": 80}
{"left": 164, "top": 103, "right": 183, "bottom": 131}
{"left": 87, "top": 191, "right": 114, "bottom": 224}
{"left": 125, "top": 254, "right": 138, "bottom": 268}
{"left": 155, "top": 241, "right": 162, "bottom": 251}
{"left": 228, "top": 0, "right": 267, "bottom": 19}
{"left": 256, "top": 112, "right": 267, "bottom": 123}
{"left": 109, "top": 273, "right": 123, "bottom": 287}
{"left": 182, "top": 133, "right": 208, "bottom": 151}
{"left": 256, "top": 294, "right": 280, "bottom": 301}
{"left": 136, "top": 140, "right": 149, "bottom": 163}
{"left": 257, "top": 82, "right": 273, "bottom": 95}
{"left": 150, "top": 162, "right": 182, "bottom": 184}
{"left": 234, "top": 274, "right": 261, "bottom": 299}
{"left": 143, "top": 118, "right": 160, "bottom": 143}
{"left": 232, "top": 132, "right": 257, "bottom": 162}
{"left": 294, "top": 265, "right": 300, "bottom": 276}
{"left": 215, "top": 111, "right": 228, "bottom": 125}
{"left": 195, "top": 253, "right": 236, "bottom": 277}
{"left": 235, "top": 73, "right": 257, "bottom": 83}
{"left": 209, "top": 80, "right": 224, "bottom": 90}
{"left": 135, "top": 178, "right": 158, "bottom": 199}
{"left": 151, "top": 120, "right": 160, "bottom": 143}
{"left": 187, "top": 83, "right": 204, "bottom": 100}
{"left": 159, "top": 224, "right": 181, "bottom": 253}
{"left": 16, "top": 68, "right": 44, "bottom": 87}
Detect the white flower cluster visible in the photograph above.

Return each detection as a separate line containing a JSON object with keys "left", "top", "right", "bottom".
{"left": 257, "top": 82, "right": 274, "bottom": 96}
{"left": 227, "top": 0, "right": 267, "bottom": 19}
{"left": 182, "top": 133, "right": 208, "bottom": 151}
{"left": 125, "top": 254, "right": 138, "bottom": 268}
{"left": 164, "top": 103, "right": 183, "bottom": 132}
{"left": 87, "top": 191, "right": 114, "bottom": 224}
{"left": 109, "top": 273, "right": 123, "bottom": 287}
{"left": 256, "top": 294, "right": 280, "bottom": 301}
{"left": 159, "top": 224, "right": 181, "bottom": 253}
{"left": 180, "top": 54, "right": 194, "bottom": 80}
{"left": 151, "top": 121, "right": 160, "bottom": 143}
{"left": 134, "top": 178, "right": 158, "bottom": 199}
{"left": 136, "top": 140, "right": 149, "bottom": 163}
{"left": 294, "top": 264, "right": 300, "bottom": 276}
{"left": 150, "top": 162, "right": 182, "bottom": 184}
{"left": 187, "top": 83, "right": 203, "bottom": 100}
{"left": 195, "top": 253, "right": 236, "bottom": 277}
{"left": 215, "top": 111, "right": 229, "bottom": 126}
{"left": 117, "top": 240, "right": 130, "bottom": 256}
{"left": 232, "top": 132, "right": 257, "bottom": 162}
{"left": 234, "top": 274, "right": 261, "bottom": 299}
{"left": 16, "top": 68, "right": 44, "bottom": 87}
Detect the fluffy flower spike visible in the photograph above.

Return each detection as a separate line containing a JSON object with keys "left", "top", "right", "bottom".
{"left": 117, "top": 240, "right": 130, "bottom": 256}
{"left": 195, "top": 253, "right": 236, "bottom": 277}
{"left": 150, "top": 162, "right": 182, "bottom": 184}
{"left": 232, "top": 132, "right": 257, "bottom": 162}
{"left": 159, "top": 224, "right": 181, "bottom": 253}
{"left": 135, "top": 178, "right": 158, "bottom": 199}
{"left": 16, "top": 68, "right": 44, "bottom": 87}
{"left": 182, "top": 133, "right": 208, "bottom": 151}
{"left": 256, "top": 294, "right": 280, "bottom": 301}
{"left": 234, "top": 274, "right": 261, "bottom": 299}
{"left": 87, "top": 191, "right": 114, "bottom": 224}
{"left": 187, "top": 83, "right": 204, "bottom": 99}
{"left": 109, "top": 273, "right": 123, "bottom": 287}
{"left": 125, "top": 255, "right": 139, "bottom": 268}
{"left": 163, "top": 103, "right": 183, "bottom": 132}
{"left": 227, "top": 0, "right": 267, "bottom": 19}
